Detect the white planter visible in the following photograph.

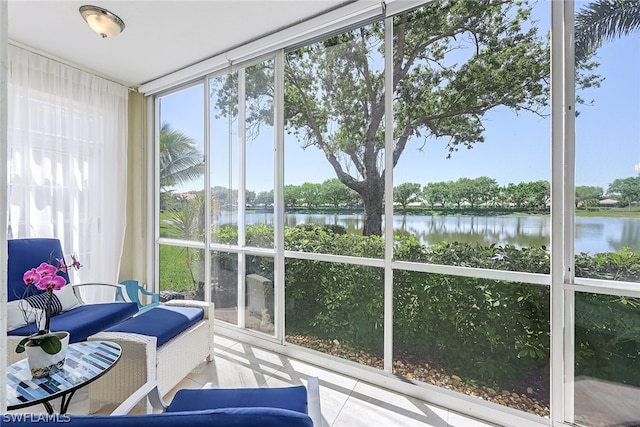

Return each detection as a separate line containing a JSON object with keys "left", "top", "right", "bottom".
{"left": 25, "top": 331, "right": 70, "bottom": 378}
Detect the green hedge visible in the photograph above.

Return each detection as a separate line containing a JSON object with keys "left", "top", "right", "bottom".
{"left": 185, "top": 224, "right": 640, "bottom": 389}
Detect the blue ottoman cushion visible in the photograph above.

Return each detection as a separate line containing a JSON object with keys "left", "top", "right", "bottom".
{"left": 8, "top": 302, "right": 139, "bottom": 343}
{"left": 166, "top": 385, "right": 309, "bottom": 414}
{"left": 104, "top": 305, "right": 204, "bottom": 347}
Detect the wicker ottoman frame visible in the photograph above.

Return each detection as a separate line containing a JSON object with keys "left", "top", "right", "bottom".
{"left": 87, "top": 300, "right": 214, "bottom": 413}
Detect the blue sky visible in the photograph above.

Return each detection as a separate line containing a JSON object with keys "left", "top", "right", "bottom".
{"left": 160, "top": 1, "right": 639, "bottom": 194}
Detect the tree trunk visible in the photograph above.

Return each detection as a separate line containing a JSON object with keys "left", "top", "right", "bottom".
{"left": 363, "top": 202, "right": 383, "bottom": 236}
{"left": 360, "top": 178, "right": 384, "bottom": 236}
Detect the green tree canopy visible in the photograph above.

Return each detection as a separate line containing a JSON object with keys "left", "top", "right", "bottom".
{"left": 423, "top": 181, "right": 450, "bottom": 208}
{"left": 394, "top": 182, "right": 422, "bottom": 209}
{"left": 299, "top": 182, "right": 323, "bottom": 208}
{"left": 575, "top": 185, "right": 604, "bottom": 207}
{"left": 475, "top": 177, "right": 501, "bottom": 207}
{"left": 504, "top": 181, "right": 546, "bottom": 208}
{"left": 255, "top": 190, "right": 274, "bottom": 207}
{"left": 321, "top": 178, "right": 357, "bottom": 208}
{"left": 284, "top": 185, "right": 302, "bottom": 208}
{"left": 608, "top": 176, "right": 640, "bottom": 206}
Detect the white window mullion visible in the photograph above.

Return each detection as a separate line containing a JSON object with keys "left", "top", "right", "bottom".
{"left": 152, "top": 97, "right": 162, "bottom": 291}
{"left": 383, "top": 16, "right": 394, "bottom": 373}
{"left": 274, "top": 51, "right": 286, "bottom": 343}
{"left": 204, "top": 76, "right": 212, "bottom": 304}
{"left": 562, "top": 0, "right": 577, "bottom": 422}
{"left": 238, "top": 69, "right": 247, "bottom": 248}
{"left": 550, "top": 0, "right": 570, "bottom": 424}
{"left": 238, "top": 69, "right": 247, "bottom": 329}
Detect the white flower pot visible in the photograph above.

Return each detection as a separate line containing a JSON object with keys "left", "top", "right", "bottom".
{"left": 25, "top": 331, "right": 70, "bottom": 378}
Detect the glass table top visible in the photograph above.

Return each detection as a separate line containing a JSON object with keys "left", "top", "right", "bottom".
{"left": 6, "top": 340, "right": 121, "bottom": 409}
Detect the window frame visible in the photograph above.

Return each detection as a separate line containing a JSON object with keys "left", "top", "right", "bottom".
{"left": 150, "top": 1, "right": 640, "bottom": 425}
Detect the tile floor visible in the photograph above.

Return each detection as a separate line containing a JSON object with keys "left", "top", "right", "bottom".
{"left": 10, "top": 335, "right": 500, "bottom": 427}
{"left": 165, "top": 335, "right": 499, "bottom": 427}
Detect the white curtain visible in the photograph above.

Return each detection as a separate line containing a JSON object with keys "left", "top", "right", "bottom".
{"left": 7, "top": 45, "right": 128, "bottom": 301}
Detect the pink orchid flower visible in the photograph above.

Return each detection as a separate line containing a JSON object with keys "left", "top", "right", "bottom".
{"left": 36, "top": 262, "right": 57, "bottom": 277}
{"left": 70, "top": 254, "right": 82, "bottom": 270}
{"left": 56, "top": 257, "right": 68, "bottom": 272}
{"left": 23, "top": 269, "right": 42, "bottom": 286}
{"left": 35, "top": 274, "right": 67, "bottom": 291}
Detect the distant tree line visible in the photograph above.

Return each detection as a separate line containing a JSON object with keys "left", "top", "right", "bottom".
{"left": 164, "top": 175, "right": 640, "bottom": 212}
{"left": 405, "top": 178, "right": 550, "bottom": 210}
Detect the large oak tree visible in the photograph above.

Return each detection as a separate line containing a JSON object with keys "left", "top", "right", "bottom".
{"left": 284, "top": 0, "right": 549, "bottom": 235}
{"left": 218, "top": 0, "right": 596, "bottom": 236}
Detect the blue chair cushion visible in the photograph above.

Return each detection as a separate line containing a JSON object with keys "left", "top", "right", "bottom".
{"left": 166, "top": 385, "right": 309, "bottom": 414}
{"left": 0, "top": 408, "right": 313, "bottom": 427}
{"left": 104, "top": 305, "right": 204, "bottom": 347}
{"left": 7, "top": 238, "right": 70, "bottom": 302}
{"left": 7, "top": 302, "right": 139, "bottom": 343}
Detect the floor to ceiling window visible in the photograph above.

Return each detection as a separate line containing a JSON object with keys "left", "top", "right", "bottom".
{"left": 284, "top": 22, "right": 385, "bottom": 250}
{"left": 388, "top": 2, "right": 552, "bottom": 416}
{"left": 157, "top": 83, "right": 206, "bottom": 301}
{"left": 152, "top": 1, "right": 640, "bottom": 425}
{"left": 569, "top": 1, "right": 640, "bottom": 425}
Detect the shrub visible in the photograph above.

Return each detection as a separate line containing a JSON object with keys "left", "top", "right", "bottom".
{"left": 284, "top": 229, "right": 638, "bottom": 389}
{"left": 165, "top": 223, "right": 640, "bottom": 389}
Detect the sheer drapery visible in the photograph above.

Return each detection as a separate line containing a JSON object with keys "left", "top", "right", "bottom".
{"left": 7, "top": 45, "right": 128, "bottom": 300}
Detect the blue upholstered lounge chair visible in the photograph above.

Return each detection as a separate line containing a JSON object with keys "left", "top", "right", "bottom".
{"left": 6, "top": 238, "right": 139, "bottom": 363}
{"left": 1, "top": 378, "right": 322, "bottom": 427}
{"left": 115, "top": 378, "right": 323, "bottom": 427}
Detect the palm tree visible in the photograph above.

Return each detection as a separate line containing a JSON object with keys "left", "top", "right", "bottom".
{"left": 575, "top": 0, "right": 640, "bottom": 62}
{"left": 159, "top": 122, "right": 204, "bottom": 190}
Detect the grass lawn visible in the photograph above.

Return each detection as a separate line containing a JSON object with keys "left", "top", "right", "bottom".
{"left": 158, "top": 242, "right": 198, "bottom": 293}
{"left": 575, "top": 207, "right": 640, "bottom": 218}
{"left": 159, "top": 211, "right": 206, "bottom": 294}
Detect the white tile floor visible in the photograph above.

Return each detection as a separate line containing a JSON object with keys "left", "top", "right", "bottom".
{"left": 165, "top": 335, "right": 499, "bottom": 427}
{"left": 9, "top": 335, "right": 499, "bottom": 427}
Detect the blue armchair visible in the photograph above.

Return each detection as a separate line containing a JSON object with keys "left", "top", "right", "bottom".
{"left": 114, "top": 280, "right": 160, "bottom": 314}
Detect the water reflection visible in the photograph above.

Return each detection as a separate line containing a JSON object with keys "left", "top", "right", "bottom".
{"left": 393, "top": 215, "right": 550, "bottom": 249}
{"left": 218, "top": 212, "right": 640, "bottom": 254}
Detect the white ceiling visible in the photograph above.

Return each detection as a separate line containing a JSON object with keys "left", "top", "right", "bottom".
{"left": 8, "top": 0, "right": 349, "bottom": 88}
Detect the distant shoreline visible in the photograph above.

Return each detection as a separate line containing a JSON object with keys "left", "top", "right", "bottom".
{"left": 242, "top": 206, "right": 640, "bottom": 219}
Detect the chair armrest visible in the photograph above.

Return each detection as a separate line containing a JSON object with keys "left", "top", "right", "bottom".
{"left": 307, "top": 377, "right": 322, "bottom": 427}
{"left": 138, "top": 287, "right": 160, "bottom": 304}
{"left": 71, "top": 282, "right": 126, "bottom": 305}
{"left": 110, "top": 380, "right": 168, "bottom": 415}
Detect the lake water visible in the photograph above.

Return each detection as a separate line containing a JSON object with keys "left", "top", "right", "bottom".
{"left": 226, "top": 213, "right": 640, "bottom": 254}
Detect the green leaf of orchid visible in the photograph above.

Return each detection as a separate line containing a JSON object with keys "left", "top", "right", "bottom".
{"left": 15, "top": 337, "right": 31, "bottom": 353}
{"left": 39, "top": 336, "right": 62, "bottom": 355}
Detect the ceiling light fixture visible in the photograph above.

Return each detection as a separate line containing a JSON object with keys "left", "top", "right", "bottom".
{"left": 79, "top": 5, "right": 125, "bottom": 38}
